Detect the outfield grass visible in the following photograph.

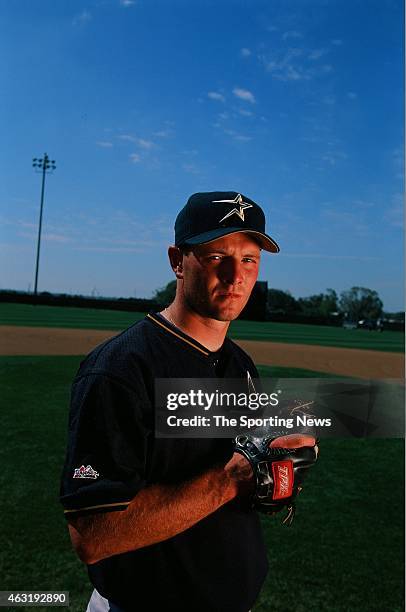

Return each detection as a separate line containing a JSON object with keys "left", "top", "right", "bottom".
{"left": 256, "top": 365, "right": 340, "bottom": 378}
{"left": 0, "top": 303, "right": 146, "bottom": 330}
{"left": 229, "top": 318, "right": 404, "bottom": 353}
{"left": 0, "top": 303, "right": 404, "bottom": 352}
{"left": 0, "top": 356, "right": 90, "bottom": 612}
{"left": 0, "top": 356, "right": 404, "bottom": 611}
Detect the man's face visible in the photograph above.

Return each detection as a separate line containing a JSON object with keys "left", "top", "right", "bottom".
{"left": 180, "top": 232, "right": 261, "bottom": 322}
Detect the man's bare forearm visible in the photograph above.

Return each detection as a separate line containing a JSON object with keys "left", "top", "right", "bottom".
{"left": 68, "top": 453, "right": 252, "bottom": 565}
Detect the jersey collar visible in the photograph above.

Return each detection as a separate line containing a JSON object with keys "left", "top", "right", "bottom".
{"left": 147, "top": 312, "right": 224, "bottom": 358}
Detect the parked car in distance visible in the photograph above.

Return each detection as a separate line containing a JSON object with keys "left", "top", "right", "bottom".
{"left": 357, "top": 319, "right": 384, "bottom": 331}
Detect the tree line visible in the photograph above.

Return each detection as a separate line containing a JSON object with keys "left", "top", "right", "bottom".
{"left": 153, "top": 281, "right": 403, "bottom": 323}
{"left": 268, "top": 287, "right": 384, "bottom": 321}
{"left": 0, "top": 286, "right": 403, "bottom": 328}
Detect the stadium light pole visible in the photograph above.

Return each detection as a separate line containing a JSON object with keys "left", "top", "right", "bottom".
{"left": 32, "top": 153, "right": 56, "bottom": 295}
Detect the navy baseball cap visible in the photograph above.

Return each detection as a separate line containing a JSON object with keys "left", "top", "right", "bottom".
{"left": 174, "top": 191, "right": 280, "bottom": 253}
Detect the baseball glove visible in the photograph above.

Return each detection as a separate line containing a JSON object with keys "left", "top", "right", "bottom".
{"left": 234, "top": 433, "right": 318, "bottom": 525}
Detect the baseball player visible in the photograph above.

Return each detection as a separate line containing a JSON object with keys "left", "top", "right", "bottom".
{"left": 60, "top": 192, "right": 317, "bottom": 612}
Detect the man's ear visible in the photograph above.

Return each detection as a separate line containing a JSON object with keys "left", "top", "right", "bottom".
{"left": 168, "top": 246, "right": 184, "bottom": 279}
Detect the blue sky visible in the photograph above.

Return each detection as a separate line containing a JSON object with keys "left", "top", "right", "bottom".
{"left": 1, "top": 0, "right": 404, "bottom": 310}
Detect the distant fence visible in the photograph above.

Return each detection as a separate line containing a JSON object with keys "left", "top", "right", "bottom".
{"left": 268, "top": 311, "right": 404, "bottom": 331}
{"left": 268, "top": 312, "right": 342, "bottom": 326}
{"left": 0, "top": 286, "right": 270, "bottom": 321}
{"left": 0, "top": 290, "right": 404, "bottom": 330}
{"left": 0, "top": 291, "right": 159, "bottom": 313}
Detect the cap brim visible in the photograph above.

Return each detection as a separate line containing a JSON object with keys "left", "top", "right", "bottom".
{"left": 179, "top": 227, "right": 280, "bottom": 253}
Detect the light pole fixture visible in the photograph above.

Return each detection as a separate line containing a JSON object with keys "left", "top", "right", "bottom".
{"left": 32, "top": 153, "right": 56, "bottom": 295}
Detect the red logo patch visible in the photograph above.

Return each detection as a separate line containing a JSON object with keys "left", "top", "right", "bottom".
{"left": 272, "top": 460, "right": 293, "bottom": 500}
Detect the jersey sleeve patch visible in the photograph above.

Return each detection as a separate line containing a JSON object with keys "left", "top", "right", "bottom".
{"left": 60, "top": 371, "right": 151, "bottom": 517}
{"left": 73, "top": 464, "right": 99, "bottom": 479}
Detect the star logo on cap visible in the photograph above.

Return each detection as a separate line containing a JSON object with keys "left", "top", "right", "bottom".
{"left": 212, "top": 193, "right": 253, "bottom": 224}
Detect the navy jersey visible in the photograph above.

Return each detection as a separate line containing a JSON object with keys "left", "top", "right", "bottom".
{"left": 60, "top": 313, "right": 268, "bottom": 612}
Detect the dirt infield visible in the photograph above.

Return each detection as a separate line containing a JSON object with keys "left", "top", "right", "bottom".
{"left": 1, "top": 325, "right": 404, "bottom": 379}
{"left": 236, "top": 339, "right": 404, "bottom": 379}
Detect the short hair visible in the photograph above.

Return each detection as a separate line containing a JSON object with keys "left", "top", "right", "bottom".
{"left": 179, "top": 245, "right": 193, "bottom": 256}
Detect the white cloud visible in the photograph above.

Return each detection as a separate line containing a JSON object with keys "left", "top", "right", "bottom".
{"left": 17, "top": 220, "right": 36, "bottom": 229}
{"left": 96, "top": 141, "right": 113, "bottom": 148}
{"left": 119, "top": 134, "right": 137, "bottom": 142}
{"left": 322, "top": 95, "right": 336, "bottom": 105}
{"left": 43, "top": 233, "right": 71, "bottom": 243}
{"left": 119, "top": 134, "right": 154, "bottom": 149}
{"left": 240, "top": 48, "right": 252, "bottom": 57}
{"left": 263, "top": 48, "right": 333, "bottom": 81}
{"left": 10, "top": 197, "right": 31, "bottom": 204}
{"left": 392, "top": 148, "right": 404, "bottom": 180}
{"left": 154, "top": 129, "right": 174, "bottom": 138}
{"left": 208, "top": 91, "right": 225, "bottom": 103}
{"left": 385, "top": 193, "right": 403, "bottom": 228}
{"left": 233, "top": 134, "right": 252, "bottom": 142}
{"left": 73, "top": 10, "right": 91, "bottom": 26}
{"left": 321, "top": 151, "right": 347, "bottom": 166}
{"left": 18, "top": 231, "right": 71, "bottom": 243}
{"left": 109, "top": 238, "right": 157, "bottom": 247}
{"left": 232, "top": 88, "right": 256, "bottom": 104}
{"left": 282, "top": 30, "right": 303, "bottom": 40}
{"left": 42, "top": 212, "right": 173, "bottom": 252}
{"left": 5, "top": 219, "right": 77, "bottom": 247}
{"left": 239, "top": 109, "right": 253, "bottom": 117}
{"left": 182, "top": 163, "right": 201, "bottom": 175}
{"left": 347, "top": 92, "right": 358, "bottom": 100}
{"left": 222, "top": 128, "right": 252, "bottom": 142}
{"left": 282, "top": 253, "right": 379, "bottom": 261}
{"left": 129, "top": 153, "right": 141, "bottom": 163}
{"left": 120, "top": 0, "right": 136, "bottom": 6}
{"left": 264, "top": 48, "right": 302, "bottom": 78}
{"left": 308, "top": 48, "right": 327, "bottom": 60}
{"left": 352, "top": 199, "right": 375, "bottom": 209}
{"left": 137, "top": 138, "right": 154, "bottom": 150}
{"left": 331, "top": 39, "right": 343, "bottom": 46}
{"left": 74, "top": 246, "right": 149, "bottom": 253}
{"left": 321, "top": 209, "right": 371, "bottom": 237}
{"left": 181, "top": 149, "right": 198, "bottom": 157}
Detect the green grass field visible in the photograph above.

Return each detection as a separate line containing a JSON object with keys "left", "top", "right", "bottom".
{"left": 256, "top": 365, "right": 341, "bottom": 378}
{"left": 0, "top": 303, "right": 404, "bottom": 352}
{"left": 0, "top": 356, "right": 404, "bottom": 611}
{"left": 0, "top": 303, "right": 146, "bottom": 331}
